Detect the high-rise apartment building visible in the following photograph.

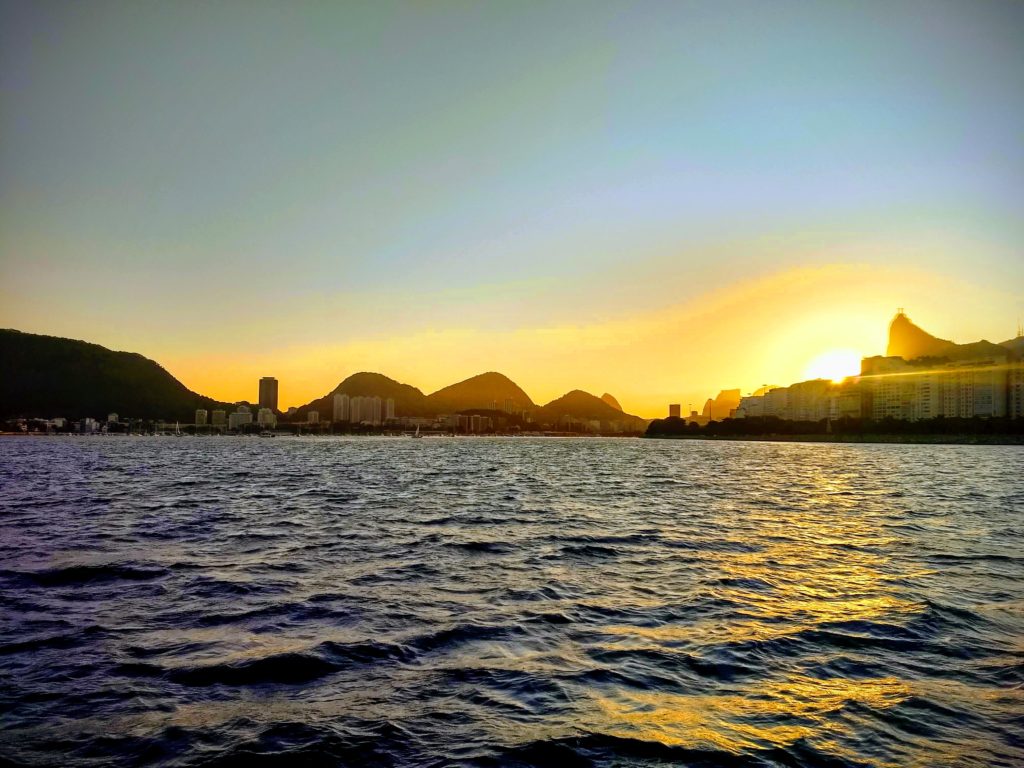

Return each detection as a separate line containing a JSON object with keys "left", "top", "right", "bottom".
{"left": 333, "top": 393, "right": 350, "bottom": 422}
{"left": 195, "top": 409, "right": 208, "bottom": 426}
{"left": 1010, "top": 361, "right": 1024, "bottom": 420}
{"left": 211, "top": 410, "right": 226, "bottom": 427}
{"left": 259, "top": 377, "right": 279, "bottom": 411}
{"left": 669, "top": 404, "right": 681, "bottom": 418}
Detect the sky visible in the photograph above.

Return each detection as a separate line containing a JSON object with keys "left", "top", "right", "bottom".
{"left": 2, "top": 1, "right": 1022, "bottom": 416}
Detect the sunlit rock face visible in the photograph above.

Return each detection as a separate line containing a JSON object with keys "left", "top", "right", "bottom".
{"left": 886, "top": 312, "right": 956, "bottom": 359}
{"left": 886, "top": 312, "right": 1012, "bottom": 362}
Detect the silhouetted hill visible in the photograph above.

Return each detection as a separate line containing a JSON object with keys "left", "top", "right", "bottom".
{"left": 536, "top": 389, "right": 645, "bottom": 429}
{"left": 0, "top": 328, "right": 229, "bottom": 420}
{"left": 1000, "top": 335, "right": 1024, "bottom": 358}
{"left": 297, "top": 372, "right": 431, "bottom": 420}
{"left": 427, "top": 372, "right": 534, "bottom": 413}
{"left": 600, "top": 393, "right": 623, "bottom": 411}
{"left": 707, "top": 389, "right": 741, "bottom": 420}
{"left": 887, "top": 312, "right": 1011, "bottom": 361}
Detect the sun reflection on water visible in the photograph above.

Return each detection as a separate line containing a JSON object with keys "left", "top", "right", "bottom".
{"left": 583, "top": 454, "right": 932, "bottom": 761}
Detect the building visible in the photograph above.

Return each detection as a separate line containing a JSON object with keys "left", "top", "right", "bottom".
{"left": 195, "top": 409, "right": 208, "bottom": 426}
{"left": 830, "top": 380, "right": 862, "bottom": 419}
{"left": 257, "top": 408, "right": 276, "bottom": 428}
{"left": 258, "top": 377, "right": 279, "bottom": 411}
{"left": 787, "top": 379, "right": 831, "bottom": 421}
{"left": 1010, "top": 361, "right": 1024, "bottom": 420}
{"left": 333, "top": 393, "right": 350, "bottom": 422}
{"left": 762, "top": 387, "right": 789, "bottom": 418}
{"left": 107, "top": 413, "right": 119, "bottom": 423}
{"left": 861, "top": 354, "right": 1009, "bottom": 420}
{"left": 228, "top": 405, "right": 252, "bottom": 430}
{"left": 308, "top": 411, "right": 319, "bottom": 424}
{"left": 347, "top": 395, "right": 382, "bottom": 425}
{"left": 211, "top": 410, "right": 227, "bottom": 427}
{"left": 456, "top": 414, "right": 491, "bottom": 433}
{"left": 668, "top": 404, "right": 681, "bottom": 418}
{"left": 385, "top": 398, "right": 396, "bottom": 421}
{"left": 733, "top": 395, "right": 763, "bottom": 419}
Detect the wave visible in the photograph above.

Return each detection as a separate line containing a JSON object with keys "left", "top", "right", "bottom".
{"left": 2, "top": 562, "right": 167, "bottom": 587}
{"left": 2, "top": 437, "right": 1021, "bottom": 768}
{"left": 447, "top": 541, "right": 514, "bottom": 554}
{"left": 165, "top": 640, "right": 413, "bottom": 687}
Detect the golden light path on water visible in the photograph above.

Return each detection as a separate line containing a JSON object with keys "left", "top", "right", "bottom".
{"left": 578, "top": 460, "right": 975, "bottom": 766}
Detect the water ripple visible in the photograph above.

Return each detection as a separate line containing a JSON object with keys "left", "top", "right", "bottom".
{"left": 1, "top": 436, "right": 1022, "bottom": 767}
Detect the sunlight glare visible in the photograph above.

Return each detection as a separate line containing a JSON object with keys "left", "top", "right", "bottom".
{"left": 802, "top": 349, "right": 861, "bottom": 383}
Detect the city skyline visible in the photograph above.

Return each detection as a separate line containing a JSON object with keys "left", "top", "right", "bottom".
{"left": 124, "top": 309, "right": 1024, "bottom": 419}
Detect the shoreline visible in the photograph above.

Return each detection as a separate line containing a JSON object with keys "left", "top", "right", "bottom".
{"left": 644, "top": 433, "right": 1024, "bottom": 446}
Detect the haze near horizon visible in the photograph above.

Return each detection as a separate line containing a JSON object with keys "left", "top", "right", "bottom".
{"left": 2, "top": 2, "right": 1022, "bottom": 416}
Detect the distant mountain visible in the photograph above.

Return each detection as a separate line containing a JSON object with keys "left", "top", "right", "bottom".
{"left": 297, "top": 372, "right": 431, "bottom": 420}
{"left": 600, "top": 393, "right": 623, "bottom": 411}
{"left": 536, "top": 389, "right": 645, "bottom": 429}
{"left": 887, "top": 312, "right": 1013, "bottom": 361}
{"left": 427, "top": 371, "right": 534, "bottom": 413}
{"left": 706, "top": 389, "right": 741, "bottom": 420}
{"left": 1000, "top": 335, "right": 1024, "bottom": 358}
{"left": 0, "top": 328, "right": 229, "bottom": 420}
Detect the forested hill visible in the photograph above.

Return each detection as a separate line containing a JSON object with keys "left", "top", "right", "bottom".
{"left": 0, "top": 329, "right": 230, "bottom": 420}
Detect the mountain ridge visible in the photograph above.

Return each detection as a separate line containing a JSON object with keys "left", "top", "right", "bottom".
{"left": 888, "top": 312, "right": 1020, "bottom": 361}
{"left": 427, "top": 371, "right": 535, "bottom": 413}
{"left": 0, "top": 328, "right": 232, "bottom": 420}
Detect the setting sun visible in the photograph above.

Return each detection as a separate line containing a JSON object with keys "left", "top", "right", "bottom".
{"left": 802, "top": 349, "right": 862, "bottom": 383}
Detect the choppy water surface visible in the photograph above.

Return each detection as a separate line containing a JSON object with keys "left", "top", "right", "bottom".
{"left": 1, "top": 437, "right": 1022, "bottom": 767}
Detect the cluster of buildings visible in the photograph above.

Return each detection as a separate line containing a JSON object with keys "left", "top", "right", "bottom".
{"left": 732, "top": 379, "right": 862, "bottom": 421}
{"left": 666, "top": 314, "right": 1024, "bottom": 425}
{"left": 331, "top": 394, "right": 397, "bottom": 426}
{"left": 194, "top": 405, "right": 277, "bottom": 430}
{"left": 857, "top": 354, "right": 1023, "bottom": 421}
{"left": 730, "top": 352, "right": 1023, "bottom": 425}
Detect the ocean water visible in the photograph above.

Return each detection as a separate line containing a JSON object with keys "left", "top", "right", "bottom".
{"left": 0, "top": 436, "right": 1022, "bottom": 768}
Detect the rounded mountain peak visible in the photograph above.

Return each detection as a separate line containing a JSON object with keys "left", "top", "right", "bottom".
{"left": 600, "top": 393, "right": 623, "bottom": 411}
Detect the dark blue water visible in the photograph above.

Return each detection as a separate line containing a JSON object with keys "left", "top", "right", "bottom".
{"left": 1, "top": 436, "right": 1022, "bottom": 767}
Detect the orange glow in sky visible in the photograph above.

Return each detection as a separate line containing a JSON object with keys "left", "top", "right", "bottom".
{"left": 1, "top": 4, "right": 1021, "bottom": 418}
{"left": 802, "top": 349, "right": 862, "bottom": 383}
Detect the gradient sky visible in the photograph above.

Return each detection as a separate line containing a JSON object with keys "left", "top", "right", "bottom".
{"left": 2, "top": 1, "right": 1022, "bottom": 416}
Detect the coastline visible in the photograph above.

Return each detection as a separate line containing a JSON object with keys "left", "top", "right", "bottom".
{"left": 644, "top": 433, "right": 1024, "bottom": 445}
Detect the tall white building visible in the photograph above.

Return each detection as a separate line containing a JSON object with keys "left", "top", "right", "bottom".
{"left": 763, "top": 387, "right": 789, "bottom": 417}
{"left": 333, "top": 393, "right": 350, "bottom": 422}
{"left": 386, "top": 398, "right": 396, "bottom": 421}
{"left": 347, "top": 395, "right": 383, "bottom": 425}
